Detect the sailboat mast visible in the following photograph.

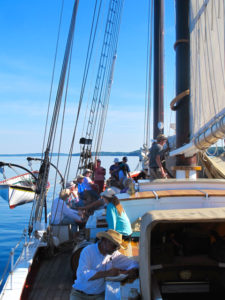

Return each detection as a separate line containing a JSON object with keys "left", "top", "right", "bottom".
{"left": 175, "top": 0, "right": 196, "bottom": 166}
{"left": 153, "top": 0, "right": 164, "bottom": 139}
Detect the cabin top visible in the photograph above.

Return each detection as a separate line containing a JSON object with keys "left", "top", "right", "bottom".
{"left": 141, "top": 206, "right": 225, "bottom": 228}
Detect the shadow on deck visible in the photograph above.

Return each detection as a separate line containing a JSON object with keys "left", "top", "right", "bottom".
{"left": 22, "top": 244, "right": 74, "bottom": 300}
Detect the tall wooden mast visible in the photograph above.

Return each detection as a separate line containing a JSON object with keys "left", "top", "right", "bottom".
{"left": 173, "top": 0, "right": 198, "bottom": 178}
{"left": 153, "top": 0, "right": 164, "bottom": 139}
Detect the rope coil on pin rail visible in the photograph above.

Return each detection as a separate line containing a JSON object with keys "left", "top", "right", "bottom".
{"left": 170, "top": 89, "right": 190, "bottom": 111}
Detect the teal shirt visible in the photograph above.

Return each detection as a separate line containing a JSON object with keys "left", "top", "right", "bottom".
{"left": 106, "top": 203, "right": 132, "bottom": 236}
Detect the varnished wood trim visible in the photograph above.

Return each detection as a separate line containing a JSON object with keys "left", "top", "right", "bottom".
{"left": 120, "top": 189, "right": 225, "bottom": 201}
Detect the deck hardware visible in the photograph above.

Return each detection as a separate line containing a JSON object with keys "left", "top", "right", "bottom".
{"left": 199, "top": 190, "right": 209, "bottom": 201}
{"left": 152, "top": 190, "right": 159, "bottom": 200}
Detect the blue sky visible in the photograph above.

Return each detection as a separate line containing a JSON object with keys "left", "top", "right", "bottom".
{"left": 0, "top": 0, "right": 175, "bottom": 154}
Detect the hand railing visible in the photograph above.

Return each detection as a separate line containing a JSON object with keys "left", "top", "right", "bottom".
{"left": 0, "top": 229, "right": 27, "bottom": 291}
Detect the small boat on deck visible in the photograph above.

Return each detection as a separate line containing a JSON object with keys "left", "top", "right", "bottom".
{"left": 0, "top": 171, "right": 38, "bottom": 209}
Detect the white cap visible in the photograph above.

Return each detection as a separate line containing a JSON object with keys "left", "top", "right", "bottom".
{"left": 101, "top": 188, "right": 116, "bottom": 198}
{"left": 114, "top": 158, "right": 119, "bottom": 163}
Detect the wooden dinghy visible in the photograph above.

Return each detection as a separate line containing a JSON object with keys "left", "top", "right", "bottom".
{"left": 0, "top": 171, "right": 39, "bottom": 208}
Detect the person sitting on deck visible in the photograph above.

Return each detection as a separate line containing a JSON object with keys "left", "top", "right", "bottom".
{"left": 70, "top": 229, "right": 138, "bottom": 300}
{"left": 120, "top": 177, "right": 135, "bottom": 194}
{"left": 50, "top": 189, "right": 85, "bottom": 234}
{"left": 75, "top": 172, "right": 98, "bottom": 206}
{"left": 75, "top": 175, "right": 85, "bottom": 201}
{"left": 66, "top": 181, "right": 80, "bottom": 209}
{"left": 93, "top": 159, "right": 106, "bottom": 193}
{"left": 118, "top": 157, "right": 131, "bottom": 187}
{"left": 83, "top": 169, "right": 98, "bottom": 191}
{"left": 101, "top": 188, "right": 132, "bottom": 238}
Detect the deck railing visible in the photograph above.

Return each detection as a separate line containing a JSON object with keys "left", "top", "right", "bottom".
{"left": 0, "top": 229, "right": 27, "bottom": 291}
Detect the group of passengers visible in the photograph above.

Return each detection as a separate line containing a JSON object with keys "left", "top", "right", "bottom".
{"left": 50, "top": 156, "right": 134, "bottom": 237}
{"left": 49, "top": 139, "right": 171, "bottom": 298}
{"left": 50, "top": 157, "right": 137, "bottom": 299}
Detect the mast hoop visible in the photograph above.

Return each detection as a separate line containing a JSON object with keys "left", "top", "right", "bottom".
{"left": 173, "top": 39, "right": 189, "bottom": 50}
{"left": 170, "top": 89, "right": 190, "bottom": 111}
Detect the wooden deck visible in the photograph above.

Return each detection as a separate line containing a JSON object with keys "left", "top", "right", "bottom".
{"left": 24, "top": 246, "right": 74, "bottom": 300}
{"left": 21, "top": 238, "right": 139, "bottom": 300}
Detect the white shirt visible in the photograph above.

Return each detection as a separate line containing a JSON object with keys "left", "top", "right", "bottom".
{"left": 50, "top": 197, "right": 81, "bottom": 224}
{"left": 73, "top": 243, "right": 138, "bottom": 294}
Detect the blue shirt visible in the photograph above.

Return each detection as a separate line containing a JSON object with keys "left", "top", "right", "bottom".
{"left": 78, "top": 182, "right": 85, "bottom": 194}
{"left": 106, "top": 203, "right": 132, "bottom": 236}
{"left": 83, "top": 177, "right": 92, "bottom": 191}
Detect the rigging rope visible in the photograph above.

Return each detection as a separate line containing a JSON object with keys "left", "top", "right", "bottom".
{"left": 94, "top": 0, "right": 124, "bottom": 157}
{"left": 76, "top": 0, "right": 124, "bottom": 173}
{"left": 33, "top": 0, "right": 79, "bottom": 223}
{"left": 41, "top": 0, "right": 65, "bottom": 158}
{"left": 143, "top": 0, "right": 154, "bottom": 149}
{"left": 64, "top": 0, "right": 103, "bottom": 181}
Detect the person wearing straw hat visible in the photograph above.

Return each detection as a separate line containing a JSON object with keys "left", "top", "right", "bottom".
{"left": 70, "top": 229, "right": 138, "bottom": 299}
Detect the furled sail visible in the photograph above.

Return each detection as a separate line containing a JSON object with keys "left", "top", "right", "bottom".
{"left": 171, "top": 0, "right": 225, "bottom": 157}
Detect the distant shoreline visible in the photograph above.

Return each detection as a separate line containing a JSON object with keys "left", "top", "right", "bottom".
{"left": 0, "top": 151, "right": 141, "bottom": 157}
{"left": 0, "top": 147, "right": 223, "bottom": 157}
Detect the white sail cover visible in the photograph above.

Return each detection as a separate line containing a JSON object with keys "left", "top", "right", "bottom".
{"left": 190, "top": 0, "right": 225, "bottom": 139}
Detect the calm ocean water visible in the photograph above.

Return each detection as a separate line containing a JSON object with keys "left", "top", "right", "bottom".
{"left": 0, "top": 155, "right": 139, "bottom": 289}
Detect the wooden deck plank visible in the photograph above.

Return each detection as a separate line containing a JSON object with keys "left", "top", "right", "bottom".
{"left": 27, "top": 248, "right": 73, "bottom": 300}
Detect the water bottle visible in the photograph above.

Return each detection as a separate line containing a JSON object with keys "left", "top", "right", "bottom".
{"left": 128, "top": 288, "right": 140, "bottom": 300}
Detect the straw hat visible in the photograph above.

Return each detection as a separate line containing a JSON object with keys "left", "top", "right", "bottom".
{"left": 60, "top": 189, "right": 71, "bottom": 200}
{"left": 97, "top": 229, "right": 126, "bottom": 249}
{"left": 100, "top": 188, "right": 116, "bottom": 198}
{"left": 75, "top": 174, "right": 84, "bottom": 182}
